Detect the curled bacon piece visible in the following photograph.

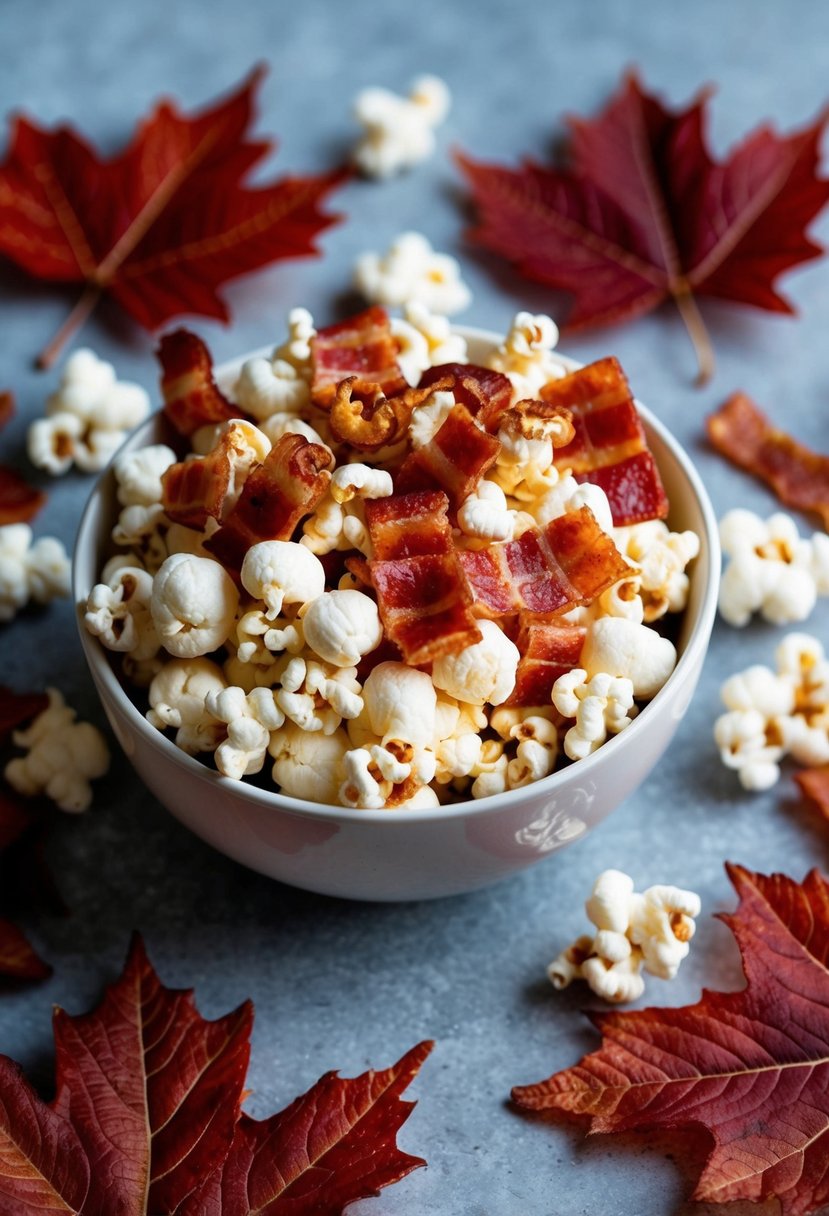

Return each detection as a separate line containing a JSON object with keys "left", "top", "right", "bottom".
{"left": 162, "top": 422, "right": 267, "bottom": 530}
{"left": 542, "top": 357, "right": 668, "bottom": 526}
{"left": 505, "top": 619, "right": 586, "bottom": 707}
{"left": 395, "top": 404, "right": 501, "bottom": 510}
{"left": 311, "top": 306, "right": 406, "bottom": 407}
{"left": 366, "top": 491, "right": 482, "bottom": 665}
{"left": 205, "top": 434, "right": 332, "bottom": 576}
{"left": 458, "top": 506, "right": 629, "bottom": 619}
{"left": 157, "top": 329, "right": 238, "bottom": 437}
{"left": 418, "top": 363, "right": 513, "bottom": 432}
{"left": 328, "top": 378, "right": 443, "bottom": 451}
{"left": 707, "top": 392, "right": 829, "bottom": 530}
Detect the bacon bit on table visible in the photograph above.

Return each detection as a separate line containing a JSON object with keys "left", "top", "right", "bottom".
{"left": 311, "top": 305, "right": 406, "bottom": 407}
{"left": 158, "top": 329, "right": 238, "bottom": 437}
{"left": 794, "top": 767, "right": 829, "bottom": 826}
{"left": 707, "top": 391, "right": 829, "bottom": 530}
{"left": 542, "top": 357, "right": 668, "bottom": 525}
{"left": 505, "top": 619, "right": 587, "bottom": 707}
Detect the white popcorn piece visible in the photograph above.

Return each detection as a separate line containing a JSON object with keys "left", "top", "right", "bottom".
{"left": 331, "top": 464, "right": 393, "bottom": 504}
{"left": 269, "top": 722, "right": 349, "bottom": 803}
{"left": 113, "top": 445, "right": 177, "bottom": 507}
{"left": 5, "top": 688, "right": 109, "bottom": 813}
{"left": 301, "top": 590, "right": 382, "bottom": 667}
{"left": 408, "top": 389, "right": 457, "bottom": 450}
{"left": 111, "top": 502, "right": 166, "bottom": 549}
{"left": 468, "top": 738, "right": 509, "bottom": 799}
{"left": 718, "top": 509, "right": 822, "bottom": 627}
{"left": 352, "top": 75, "right": 450, "bottom": 178}
{"left": 354, "top": 232, "right": 471, "bottom": 316}
{"left": 151, "top": 554, "right": 239, "bottom": 659}
{"left": 629, "top": 884, "right": 701, "bottom": 981}
{"left": 146, "top": 657, "right": 227, "bottom": 755}
{"left": 27, "top": 349, "right": 150, "bottom": 475}
{"left": 300, "top": 494, "right": 372, "bottom": 558}
{"left": 0, "top": 524, "right": 71, "bottom": 622}
{"left": 486, "top": 312, "right": 564, "bottom": 400}
{"left": 434, "top": 697, "right": 487, "bottom": 782}
{"left": 506, "top": 737, "right": 557, "bottom": 788}
{"left": 363, "top": 662, "right": 437, "bottom": 749}
{"left": 532, "top": 473, "right": 614, "bottom": 536}
{"left": 206, "top": 686, "right": 285, "bottom": 781}
{"left": 720, "top": 664, "right": 796, "bottom": 720}
{"left": 276, "top": 657, "right": 363, "bottom": 735}
{"left": 613, "top": 520, "right": 700, "bottom": 622}
{"left": 233, "top": 308, "right": 316, "bottom": 420}
{"left": 390, "top": 302, "right": 468, "bottom": 384}
{"left": 235, "top": 609, "right": 304, "bottom": 667}
{"left": 398, "top": 784, "right": 440, "bottom": 808}
{"left": 339, "top": 740, "right": 429, "bottom": 809}
{"left": 259, "top": 413, "right": 329, "bottom": 450}
{"left": 432, "top": 620, "right": 519, "bottom": 707}
{"left": 457, "top": 480, "right": 515, "bottom": 542}
{"left": 713, "top": 709, "right": 785, "bottom": 790}
{"left": 581, "top": 617, "right": 676, "bottom": 701}
{"left": 240, "top": 540, "right": 325, "bottom": 620}
{"left": 84, "top": 565, "right": 158, "bottom": 661}
{"left": 552, "top": 669, "right": 637, "bottom": 761}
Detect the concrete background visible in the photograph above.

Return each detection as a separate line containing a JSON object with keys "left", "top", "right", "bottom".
{"left": 2, "top": 1, "right": 829, "bottom": 1211}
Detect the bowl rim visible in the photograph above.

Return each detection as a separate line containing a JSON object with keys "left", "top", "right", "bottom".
{"left": 73, "top": 324, "right": 721, "bottom": 825}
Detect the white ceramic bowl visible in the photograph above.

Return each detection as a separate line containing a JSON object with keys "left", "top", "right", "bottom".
{"left": 74, "top": 328, "right": 719, "bottom": 901}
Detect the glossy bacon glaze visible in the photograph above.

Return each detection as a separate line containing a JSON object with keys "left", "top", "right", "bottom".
{"left": 158, "top": 329, "right": 238, "bottom": 437}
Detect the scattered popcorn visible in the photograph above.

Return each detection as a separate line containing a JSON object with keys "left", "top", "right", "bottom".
{"left": 27, "top": 349, "right": 150, "bottom": 475}
{"left": 718, "top": 508, "right": 826, "bottom": 627}
{"left": 581, "top": 617, "right": 677, "bottom": 700}
{"left": 150, "top": 553, "right": 239, "bottom": 658}
{"left": 552, "top": 669, "right": 637, "bottom": 761}
{"left": 269, "top": 723, "right": 349, "bottom": 802}
{"left": 301, "top": 590, "right": 382, "bottom": 667}
{"left": 233, "top": 308, "right": 316, "bottom": 419}
{"left": 5, "top": 688, "right": 109, "bottom": 813}
{"left": 548, "top": 870, "right": 700, "bottom": 1003}
{"left": 354, "top": 232, "right": 471, "bottom": 316}
{"left": 146, "top": 658, "right": 227, "bottom": 754}
{"left": 432, "top": 620, "right": 520, "bottom": 706}
{"left": 0, "top": 524, "right": 71, "bottom": 622}
{"left": 240, "top": 541, "right": 325, "bottom": 620}
{"left": 206, "top": 686, "right": 285, "bottom": 781}
{"left": 486, "top": 312, "right": 564, "bottom": 400}
{"left": 352, "top": 75, "right": 450, "bottom": 178}
{"left": 84, "top": 565, "right": 158, "bottom": 660}
{"left": 391, "top": 302, "right": 468, "bottom": 384}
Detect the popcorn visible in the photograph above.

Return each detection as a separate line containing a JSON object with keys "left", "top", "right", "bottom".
{"left": 581, "top": 617, "right": 677, "bottom": 700}
{"left": 240, "top": 541, "right": 325, "bottom": 620}
{"left": 330, "top": 464, "right": 393, "bottom": 504}
{"left": 276, "top": 656, "right": 363, "bottom": 734}
{"left": 113, "top": 445, "right": 177, "bottom": 507}
{"left": 301, "top": 495, "right": 372, "bottom": 557}
{"left": 363, "top": 662, "right": 436, "bottom": 748}
{"left": 434, "top": 697, "right": 487, "bottom": 782}
{"left": 612, "top": 519, "right": 699, "bottom": 623}
{"left": 391, "top": 302, "right": 468, "bottom": 385}
{"left": 552, "top": 669, "right": 637, "bottom": 761}
{"left": 353, "top": 232, "right": 471, "bottom": 316}
{"left": 27, "top": 349, "right": 150, "bottom": 475}
{"left": 408, "top": 390, "right": 457, "bottom": 450}
{"left": 531, "top": 473, "right": 614, "bottom": 535}
{"left": 205, "top": 686, "right": 285, "bottom": 781}
{"left": 486, "top": 312, "right": 564, "bottom": 400}
{"left": 146, "top": 658, "right": 227, "bottom": 754}
{"left": 0, "top": 524, "right": 70, "bottom": 622}
{"left": 548, "top": 870, "right": 700, "bottom": 1003}
{"left": 84, "top": 565, "right": 158, "bottom": 660}
{"left": 718, "top": 509, "right": 825, "bottom": 627}
{"left": 232, "top": 308, "right": 316, "bottom": 419}
{"left": 269, "top": 723, "right": 349, "bottom": 802}
{"left": 235, "top": 609, "right": 304, "bottom": 668}
{"left": 352, "top": 76, "right": 450, "bottom": 178}
{"left": 457, "top": 480, "right": 515, "bottom": 542}
{"left": 5, "top": 688, "right": 110, "bottom": 813}
{"left": 301, "top": 590, "right": 382, "bottom": 667}
{"left": 431, "top": 620, "right": 520, "bottom": 706}
{"left": 150, "top": 554, "right": 239, "bottom": 659}
{"left": 338, "top": 740, "right": 433, "bottom": 809}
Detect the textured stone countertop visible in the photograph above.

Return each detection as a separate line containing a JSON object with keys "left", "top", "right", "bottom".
{"left": 2, "top": 1, "right": 829, "bottom": 1211}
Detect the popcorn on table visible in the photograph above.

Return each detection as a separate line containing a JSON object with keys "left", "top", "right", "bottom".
{"left": 5, "top": 688, "right": 110, "bottom": 813}
{"left": 28, "top": 349, "right": 150, "bottom": 475}
{"left": 0, "top": 524, "right": 70, "bottom": 622}
{"left": 352, "top": 75, "right": 450, "bottom": 178}
{"left": 548, "top": 870, "right": 700, "bottom": 1003}
{"left": 714, "top": 632, "right": 829, "bottom": 790}
{"left": 718, "top": 508, "right": 829, "bottom": 627}
{"left": 354, "top": 232, "right": 471, "bottom": 316}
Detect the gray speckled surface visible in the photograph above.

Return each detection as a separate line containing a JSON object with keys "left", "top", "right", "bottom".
{"left": 2, "top": 1, "right": 828, "bottom": 1212}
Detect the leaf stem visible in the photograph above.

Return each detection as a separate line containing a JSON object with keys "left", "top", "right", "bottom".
{"left": 35, "top": 286, "right": 102, "bottom": 370}
{"left": 673, "top": 284, "right": 714, "bottom": 387}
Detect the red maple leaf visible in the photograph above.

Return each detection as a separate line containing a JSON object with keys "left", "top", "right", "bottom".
{"left": 0, "top": 934, "right": 432, "bottom": 1213}
{"left": 513, "top": 864, "right": 829, "bottom": 1215}
{"left": 0, "top": 394, "right": 45, "bottom": 524}
{"left": 0, "top": 68, "right": 347, "bottom": 368}
{"left": 457, "top": 72, "right": 829, "bottom": 383}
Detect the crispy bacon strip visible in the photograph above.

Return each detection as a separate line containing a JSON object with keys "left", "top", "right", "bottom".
{"left": 0, "top": 467, "right": 45, "bottom": 525}
{"left": 205, "top": 435, "right": 332, "bottom": 575}
{"left": 794, "top": 767, "right": 829, "bottom": 827}
{"left": 366, "top": 491, "right": 482, "bottom": 664}
{"left": 395, "top": 404, "right": 501, "bottom": 509}
{"left": 157, "top": 329, "right": 238, "bottom": 437}
{"left": 505, "top": 619, "right": 587, "bottom": 707}
{"left": 707, "top": 392, "right": 829, "bottom": 530}
{"left": 311, "top": 306, "right": 406, "bottom": 407}
{"left": 161, "top": 422, "right": 265, "bottom": 530}
{"left": 458, "top": 506, "right": 629, "bottom": 619}
{"left": 418, "top": 363, "right": 513, "bottom": 432}
{"left": 328, "top": 378, "right": 445, "bottom": 451}
{"left": 542, "top": 357, "right": 668, "bottom": 526}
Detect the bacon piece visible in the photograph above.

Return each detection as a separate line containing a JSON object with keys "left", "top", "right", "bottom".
{"left": 157, "top": 329, "right": 238, "bottom": 437}
{"left": 205, "top": 435, "right": 331, "bottom": 576}
{"left": 0, "top": 391, "right": 14, "bottom": 429}
{"left": 794, "top": 767, "right": 829, "bottom": 827}
{"left": 0, "top": 467, "right": 45, "bottom": 524}
{"left": 707, "top": 392, "right": 829, "bottom": 530}
{"left": 395, "top": 404, "right": 501, "bottom": 509}
{"left": 311, "top": 306, "right": 406, "bottom": 407}
{"left": 328, "top": 377, "right": 443, "bottom": 451}
{"left": 458, "top": 506, "right": 629, "bottom": 619}
{"left": 542, "top": 357, "right": 668, "bottom": 526}
{"left": 505, "top": 619, "right": 587, "bottom": 706}
{"left": 418, "top": 363, "right": 513, "bottom": 432}
{"left": 161, "top": 421, "right": 267, "bottom": 530}
{"left": 365, "top": 490, "right": 482, "bottom": 664}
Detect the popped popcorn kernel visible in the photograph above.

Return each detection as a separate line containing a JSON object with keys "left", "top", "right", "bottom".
{"left": 354, "top": 232, "right": 471, "bottom": 316}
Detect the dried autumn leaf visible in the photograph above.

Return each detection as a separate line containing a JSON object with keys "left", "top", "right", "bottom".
{"left": 0, "top": 934, "right": 432, "bottom": 1214}
{"left": 0, "top": 68, "right": 347, "bottom": 367}
{"left": 457, "top": 72, "right": 829, "bottom": 383}
{"left": 0, "top": 395, "right": 46, "bottom": 524}
{"left": 513, "top": 864, "right": 829, "bottom": 1215}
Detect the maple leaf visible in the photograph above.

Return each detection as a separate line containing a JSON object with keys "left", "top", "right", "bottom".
{"left": 0, "top": 934, "right": 432, "bottom": 1214}
{"left": 457, "top": 72, "right": 829, "bottom": 383}
{"left": 0, "top": 68, "right": 347, "bottom": 368}
{"left": 0, "top": 394, "right": 45, "bottom": 524}
{"left": 513, "top": 864, "right": 829, "bottom": 1215}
